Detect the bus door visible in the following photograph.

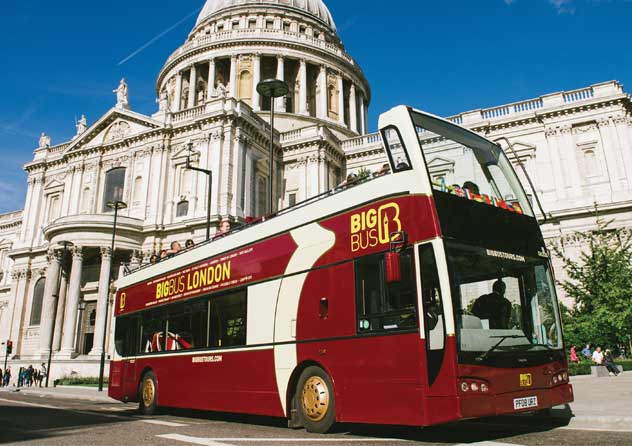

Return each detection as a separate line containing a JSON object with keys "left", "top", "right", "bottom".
{"left": 122, "top": 317, "right": 140, "bottom": 400}
{"left": 417, "top": 241, "right": 459, "bottom": 425}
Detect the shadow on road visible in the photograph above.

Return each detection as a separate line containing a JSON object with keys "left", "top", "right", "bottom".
{"left": 152, "top": 404, "right": 573, "bottom": 444}
{"left": 0, "top": 403, "right": 135, "bottom": 444}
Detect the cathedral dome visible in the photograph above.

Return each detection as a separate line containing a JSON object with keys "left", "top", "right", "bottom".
{"left": 196, "top": 0, "right": 336, "bottom": 31}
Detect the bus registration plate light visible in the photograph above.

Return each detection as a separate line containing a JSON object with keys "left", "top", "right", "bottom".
{"left": 513, "top": 396, "right": 538, "bottom": 410}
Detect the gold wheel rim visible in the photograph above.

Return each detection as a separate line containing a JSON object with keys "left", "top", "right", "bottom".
{"left": 301, "top": 376, "right": 330, "bottom": 422}
{"left": 142, "top": 378, "right": 155, "bottom": 408}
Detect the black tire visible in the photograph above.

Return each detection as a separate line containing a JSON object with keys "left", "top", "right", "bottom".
{"left": 138, "top": 371, "right": 158, "bottom": 416}
{"left": 295, "top": 366, "right": 336, "bottom": 434}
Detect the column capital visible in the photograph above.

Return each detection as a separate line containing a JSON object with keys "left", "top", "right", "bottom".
{"left": 71, "top": 245, "right": 84, "bottom": 260}
{"left": 100, "top": 246, "right": 113, "bottom": 259}
{"left": 46, "top": 248, "right": 63, "bottom": 263}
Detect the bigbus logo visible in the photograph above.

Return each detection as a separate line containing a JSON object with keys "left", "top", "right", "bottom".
{"left": 350, "top": 202, "right": 401, "bottom": 252}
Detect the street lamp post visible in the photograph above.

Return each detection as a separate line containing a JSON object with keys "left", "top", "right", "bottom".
{"left": 256, "top": 79, "right": 289, "bottom": 215}
{"left": 98, "top": 200, "right": 127, "bottom": 392}
{"left": 45, "top": 241, "right": 70, "bottom": 388}
{"left": 186, "top": 140, "right": 213, "bottom": 241}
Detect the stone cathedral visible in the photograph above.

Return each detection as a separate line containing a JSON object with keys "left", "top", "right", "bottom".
{"left": 0, "top": 0, "right": 631, "bottom": 380}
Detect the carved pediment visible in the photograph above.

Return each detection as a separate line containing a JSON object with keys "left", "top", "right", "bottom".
{"left": 427, "top": 156, "right": 456, "bottom": 175}
{"left": 504, "top": 141, "right": 536, "bottom": 163}
{"left": 44, "top": 178, "right": 65, "bottom": 190}
{"left": 63, "top": 108, "right": 162, "bottom": 154}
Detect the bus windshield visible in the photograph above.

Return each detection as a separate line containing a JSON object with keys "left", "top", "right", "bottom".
{"left": 410, "top": 111, "right": 534, "bottom": 217}
{"left": 446, "top": 241, "right": 563, "bottom": 357}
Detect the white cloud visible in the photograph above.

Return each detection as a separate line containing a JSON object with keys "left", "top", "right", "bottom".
{"left": 503, "top": 0, "right": 576, "bottom": 13}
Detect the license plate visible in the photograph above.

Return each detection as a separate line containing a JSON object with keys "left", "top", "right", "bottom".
{"left": 513, "top": 396, "right": 538, "bottom": 410}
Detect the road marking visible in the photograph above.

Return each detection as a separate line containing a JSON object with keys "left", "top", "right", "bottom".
{"left": 142, "top": 419, "right": 189, "bottom": 427}
{"left": 158, "top": 434, "right": 409, "bottom": 445}
{"left": 0, "top": 397, "right": 59, "bottom": 409}
{"left": 454, "top": 442, "right": 525, "bottom": 446}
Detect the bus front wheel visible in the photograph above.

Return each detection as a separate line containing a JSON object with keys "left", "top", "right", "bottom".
{"left": 139, "top": 371, "right": 158, "bottom": 416}
{"left": 296, "top": 366, "right": 336, "bottom": 434}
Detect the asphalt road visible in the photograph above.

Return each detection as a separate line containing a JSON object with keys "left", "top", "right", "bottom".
{"left": 1, "top": 392, "right": 631, "bottom": 446}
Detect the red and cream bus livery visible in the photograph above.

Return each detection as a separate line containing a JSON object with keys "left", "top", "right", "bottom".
{"left": 109, "top": 106, "right": 573, "bottom": 433}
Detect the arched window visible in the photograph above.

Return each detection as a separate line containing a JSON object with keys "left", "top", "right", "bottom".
{"left": 132, "top": 176, "right": 143, "bottom": 205}
{"left": 176, "top": 200, "right": 189, "bottom": 218}
{"left": 81, "top": 187, "right": 91, "bottom": 214}
{"left": 238, "top": 70, "right": 253, "bottom": 105}
{"left": 29, "top": 278, "right": 46, "bottom": 326}
{"left": 328, "top": 84, "right": 338, "bottom": 120}
{"left": 584, "top": 149, "right": 598, "bottom": 177}
{"left": 103, "top": 167, "right": 126, "bottom": 212}
{"left": 48, "top": 195, "right": 61, "bottom": 223}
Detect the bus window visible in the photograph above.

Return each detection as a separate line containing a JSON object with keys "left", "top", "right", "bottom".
{"left": 355, "top": 248, "right": 417, "bottom": 333}
{"left": 166, "top": 301, "right": 209, "bottom": 351}
{"left": 381, "top": 126, "right": 412, "bottom": 173}
{"left": 141, "top": 311, "right": 166, "bottom": 353}
{"left": 114, "top": 316, "right": 139, "bottom": 357}
{"left": 210, "top": 290, "right": 247, "bottom": 348}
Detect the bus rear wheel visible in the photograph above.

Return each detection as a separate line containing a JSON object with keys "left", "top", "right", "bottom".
{"left": 296, "top": 366, "right": 336, "bottom": 433}
{"left": 139, "top": 371, "right": 158, "bottom": 416}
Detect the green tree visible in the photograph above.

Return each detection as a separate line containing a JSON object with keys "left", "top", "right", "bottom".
{"left": 553, "top": 220, "right": 632, "bottom": 357}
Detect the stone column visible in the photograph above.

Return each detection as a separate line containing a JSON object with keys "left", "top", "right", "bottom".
{"left": 229, "top": 56, "right": 238, "bottom": 98}
{"left": 252, "top": 54, "right": 261, "bottom": 111}
{"left": 276, "top": 56, "right": 286, "bottom": 112}
{"left": 359, "top": 93, "right": 366, "bottom": 135}
{"left": 207, "top": 58, "right": 216, "bottom": 99}
{"left": 299, "top": 59, "right": 308, "bottom": 115}
{"left": 174, "top": 73, "right": 183, "bottom": 112}
{"left": 90, "top": 247, "right": 112, "bottom": 356}
{"left": 52, "top": 270, "right": 68, "bottom": 352}
{"left": 317, "top": 66, "right": 328, "bottom": 119}
{"left": 337, "top": 75, "right": 345, "bottom": 125}
{"left": 7, "top": 269, "right": 31, "bottom": 357}
{"left": 188, "top": 64, "right": 197, "bottom": 109}
{"left": 349, "top": 84, "right": 358, "bottom": 133}
{"left": 59, "top": 246, "right": 83, "bottom": 358}
{"left": 38, "top": 249, "right": 62, "bottom": 357}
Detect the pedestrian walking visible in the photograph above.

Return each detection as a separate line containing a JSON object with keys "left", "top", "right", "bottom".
{"left": 3, "top": 367, "right": 10, "bottom": 387}
{"left": 40, "top": 363, "right": 47, "bottom": 387}
{"left": 17, "top": 367, "right": 24, "bottom": 387}
{"left": 570, "top": 345, "right": 579, "bottom": 364}
{"left": 604, "top": 349, "right": 621, "bottom": 376}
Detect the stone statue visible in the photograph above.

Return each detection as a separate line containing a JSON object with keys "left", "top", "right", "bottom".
{"left": 76, "top": 115, "right": 88, "bottom": 136}
{"left": 215, "top": 81, "right": 227, "bottom": 98}
{"left": 197, "top": 89, "right": 205, "bottom": 106}
{"left": 113, "top": 78, "right": 129, "bottom": 109}
{"left": 39, "top": 132, "right": 51, "bottom": 149}
{"left": 158, "top": 89, "right": 169, "bottom": 112}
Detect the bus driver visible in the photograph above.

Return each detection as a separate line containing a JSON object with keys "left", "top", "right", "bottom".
{"left": 471, "top": 279, "right": 512, "bottom": 329}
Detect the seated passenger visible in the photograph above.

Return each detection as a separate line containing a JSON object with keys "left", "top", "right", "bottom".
{"left": 163, "top": 241, "right": 182, "bottom": 258}
{"left": 373, "top": 163, "right": 391, "bottom": 178}
{"left": 395, "top": 158, "right": 410, "bottom": 171}
{"left": 213, "top": 219, "right": 231, "bottom": 240}
{"left": 471, "top": 280, "right": 512, "bottom": 329}
{"left": 185, "top": 239, "right": 195, "bottom": 249}
{"left": 462, "top": 181, "right": 480, "bottom": 195}
{"left": 149, "top": 254, "right": 159, "bottom": 264}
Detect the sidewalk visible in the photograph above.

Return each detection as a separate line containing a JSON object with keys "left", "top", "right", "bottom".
{"left": 0, "top": 385, "right": 119, "bottom": 404}
{"left": 559, "top": 370, "right": 632, "bottom": 431}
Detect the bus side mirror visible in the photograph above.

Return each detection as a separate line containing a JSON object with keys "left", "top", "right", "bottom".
{"left": 386, "top": 252, "right": 401, "bottom": 283}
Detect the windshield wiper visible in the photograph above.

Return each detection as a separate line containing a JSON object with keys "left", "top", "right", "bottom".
{"left": 476, "top": 335, "right": 526, "bottom": 362}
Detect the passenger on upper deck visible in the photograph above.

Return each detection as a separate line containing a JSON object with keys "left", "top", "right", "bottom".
{"left": 213, "top": 219, "right": 231, "bottom": 241}
{"left": 462, "top": 181, "right": 480, "bottom": 195}
{"left": 374, "top": 163, "right": 391, "bottom": 178}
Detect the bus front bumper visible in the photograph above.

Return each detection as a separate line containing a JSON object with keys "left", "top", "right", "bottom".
{"left": 459, "top": 383, "right": 574, "bottom": 419}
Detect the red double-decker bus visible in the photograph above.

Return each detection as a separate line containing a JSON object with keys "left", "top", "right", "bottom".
{"left": 109, "top": 106, "right": 573, "bottom": 433}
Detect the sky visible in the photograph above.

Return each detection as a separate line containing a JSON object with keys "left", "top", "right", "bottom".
{"left": 0, "top": 0, "right": 631, "bottom": 213}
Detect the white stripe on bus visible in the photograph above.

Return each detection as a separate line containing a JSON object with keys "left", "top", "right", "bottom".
{"left": 157, "top": 434, "right": 410, "bottom": 444}
{"left": 274, "top": 223, "right": 336, "bottom": 416}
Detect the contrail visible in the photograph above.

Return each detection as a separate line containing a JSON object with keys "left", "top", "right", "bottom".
{"left": 118, "top": 7, "right": 202, "bottom": 66}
